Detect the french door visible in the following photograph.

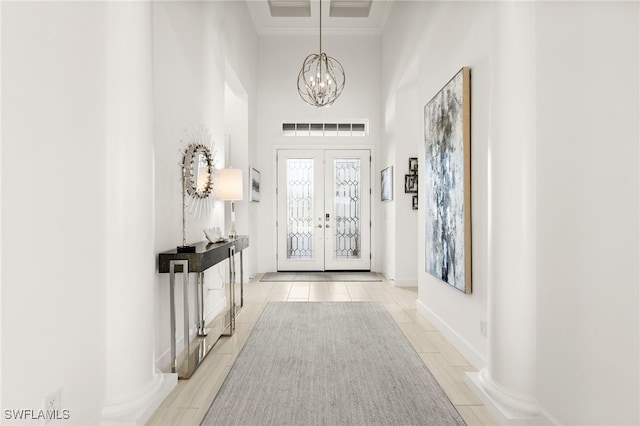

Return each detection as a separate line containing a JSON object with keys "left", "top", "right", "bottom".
{"left": 277, "top": 149, "right": 371, "bottom": 271}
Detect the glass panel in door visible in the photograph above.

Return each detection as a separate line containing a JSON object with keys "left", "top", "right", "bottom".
{"left": 277, "top": 150, "right": 324, "bottom": 271}
{"left": 277, "top": 149, "right": 370, "bottom": 271}
{"left": 324, "top": 150, "right": 371, "bottom": 270}
{"left": 286, "top": 158, "right": 314, "bottom": 260}
{"left": 333, "top": 158, "right": 361, "bottom": 260}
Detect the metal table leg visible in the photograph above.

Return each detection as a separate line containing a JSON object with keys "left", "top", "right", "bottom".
{"left": 169, "top": 260, "right": 189, "bottom": 375}
{"left": 239, "top": 250, "right": 244, "bottom": 310}
{"left": 164, "top": 238, "right": 249, "bottom": 379}
{"left": 196, "top": 272, "right": 207, "bottom": 336}
{"left": 229, "top": 245, "right": 236, "bottom": 334}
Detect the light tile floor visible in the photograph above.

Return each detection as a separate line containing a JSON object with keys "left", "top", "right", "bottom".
{"left": 146, "top": 274, "right": 499, "bottom": 425}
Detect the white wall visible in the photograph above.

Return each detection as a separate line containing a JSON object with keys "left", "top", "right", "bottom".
{"left": 382, "top": 0, "right": 491, "bottom": 367}
{"left": 416, "top": 0, "right": 492, "bottom": 370}
{"left": 380, "top": 81, "right": 421, "bottom": 286}
{"left": 1, "top": 1, "right": 258, "bottom": 423}
{"left": 224, "top": 81, "right": 249, "bottom": 253}
{"left": 379, "top": 1, "right": 424, "bottom": 286}
{"left": 381, "top": 1, "right": 639, "bottom": 424}
{"left": 223, "top": 3, "right": 260, "bottom": 279}
{"left": 152, "top": 1, "right": 258, "bottom": 371}
{"left": 255, "top": 34, "right": 382, "bottom": 273}
{"left": 103, "top": 3, "right": 176, "bottom": 423}
{"left": 153, "top": 0, "right": 226, "bottom": 375}
{"left": 535, "top": 2, "right": 639, "bottom": 424}
{"left": 2, "top": 2, "right": 109, "bottom": 423}
{"left": 393, "top": 85, "right": 421, "bottom": 287}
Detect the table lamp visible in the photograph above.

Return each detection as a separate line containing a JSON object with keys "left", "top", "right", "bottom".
{"left": 216, "top": 167, "right": 243, "bottom": 239}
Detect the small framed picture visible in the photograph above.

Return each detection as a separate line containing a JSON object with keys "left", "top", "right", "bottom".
{"left": 381, "top": 166, "right": 393, "bottom": 201}
{"left": 409, "top": 157, "right": 418, "bottom": 174}
{"left": 404, "top": 174, "right": 418, "bottom": 193}
{"left": 249, "top": 167, "right": 260, "bottom": 202}
{"left": 412, "top": 195, "right": 418, "bottom": 210}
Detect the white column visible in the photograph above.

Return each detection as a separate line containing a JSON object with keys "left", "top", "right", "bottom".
{"left": 466, "top": 2, "right": 542, "bottom": 424}
{"left": 102, "top": 2, "right": 176, "bottom": 424}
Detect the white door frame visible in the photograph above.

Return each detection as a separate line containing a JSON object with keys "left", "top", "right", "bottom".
{"left": 276, "top": 147, "right": 372, "bottom": 271}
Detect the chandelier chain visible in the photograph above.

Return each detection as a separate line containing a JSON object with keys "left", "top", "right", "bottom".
{"left": 297, "top": 0, "right": 345, "bottom": 107}
{"left": 319, "top": 0, "right": 322, "bottom": 55}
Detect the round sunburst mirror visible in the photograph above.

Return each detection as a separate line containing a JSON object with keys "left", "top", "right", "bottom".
{"left": 180, "top": 125, "right": 217, "bottom": 219}
{"left": 183, "top": 143, "right": 214, "bottom": 199}
{"left": 178, "top": 126, "right": 217, "bottom": 251}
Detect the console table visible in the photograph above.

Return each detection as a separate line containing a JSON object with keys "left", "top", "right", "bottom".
{"left": 159, "top": 235, "right": 248, "bottom": 379}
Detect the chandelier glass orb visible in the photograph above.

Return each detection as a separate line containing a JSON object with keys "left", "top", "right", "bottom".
{"left": 297, "top": 0, "right": 345, "bottom": 107}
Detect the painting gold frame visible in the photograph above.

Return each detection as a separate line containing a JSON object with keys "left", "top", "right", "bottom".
{"left": 424, "top": 67, "right": 471, "bottom": 294}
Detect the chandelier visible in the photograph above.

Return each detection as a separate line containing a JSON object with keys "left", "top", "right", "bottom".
{"left": 297, "top": 0, "right": 345, "bottom": 107}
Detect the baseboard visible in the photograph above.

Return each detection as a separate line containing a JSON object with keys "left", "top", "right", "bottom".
{"left": 378, "top": 271, "right": 417, "bottom": 287}
{"left": 466, "top": 370, "right": 552, "bottom": 426}
{"left": 155, "top": 297, "right": 226, "bottom": 371}
{"left": 416, "top": 303, "right": 557, "bottom": 426}
{"left": 416, "top": 299, "right": 486, "bottom": 369}
{"left": 392, "top": 279, "right": 417, "bottom": 287}
{"left": 101, "top": 372, "right": 177, "bottom": 425}
{"left": 539, "top": 407, "right": 561, "bottom": 425}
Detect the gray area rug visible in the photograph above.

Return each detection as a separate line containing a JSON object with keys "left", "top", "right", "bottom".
{"left": 260, "top": 271, "right": 382, "bottom": 282}
{"left": 201, "top": 302, "right": 465, "bottom": 425}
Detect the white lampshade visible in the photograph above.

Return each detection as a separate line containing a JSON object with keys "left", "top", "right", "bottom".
{"left": 216, "top": 168, "right": 244, "bottom": 201}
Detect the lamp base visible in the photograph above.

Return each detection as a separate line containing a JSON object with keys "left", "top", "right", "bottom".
{"left": 177, "top": 245, "right": 196, "bottom": 253}
{"left": 229, "top": 201, "right": 237, "bottom": 240}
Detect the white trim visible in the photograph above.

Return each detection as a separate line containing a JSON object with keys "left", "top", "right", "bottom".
{"left": 274, "top": 143, "right": 376, "bottom": 151}
{"left": 465, "top": 370, "right": 552, "bottom": 426}
{"left": 392, "top": 279, "right": 417, "bottom": 287}
{"left": 273, "top": 144, "right": 377, "bottom": 272}
{"left": 538, "top": 407, "right": 562, "bottom": 426}
{"left": 416, "top": 298, "right": 486, "bottom": 370}
{"left": 253, "top": 26, "right": 384, "bottom": 37}
{"left": 281, "top": 121, "right": 369, "bottom": 137}
{"left": 204, "top": 297, "right": 227, "bottom": 328}
{"left": 101, "top": 372, "right": 177, "bottom": 426}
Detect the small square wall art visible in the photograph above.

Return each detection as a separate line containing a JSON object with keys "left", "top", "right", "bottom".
{"left": 250, "top": 167, "right": 260, "bottom": 202}
{"left": 381, "top": 166, "right": 393, "bottom": 201}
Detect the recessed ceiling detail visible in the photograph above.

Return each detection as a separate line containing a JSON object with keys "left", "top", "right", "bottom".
{"left": 249, "top": 0, "right": 392, "bottom": 35}
{"left": 268, "top": 0, "right": 311, "bottom": 17}
{"left": 330, "top": 0, "right": 372, "bottom": 18}
{"left": 268, "top": 0, "right": 372, "bottom": 18}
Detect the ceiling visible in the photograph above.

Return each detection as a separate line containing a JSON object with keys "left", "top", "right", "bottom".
{"left": 246, "top": 0, "right": 394, "bottom": 35}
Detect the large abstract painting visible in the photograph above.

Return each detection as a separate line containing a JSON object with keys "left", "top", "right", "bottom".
{"left": 424, "top": 67, "right": 471, "bottom": 293}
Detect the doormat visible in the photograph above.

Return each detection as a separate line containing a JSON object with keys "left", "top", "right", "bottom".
{"left": 259, "top": 271, "right": 382, "bottom": 282}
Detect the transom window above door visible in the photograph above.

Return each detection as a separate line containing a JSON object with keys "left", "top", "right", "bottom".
{"left": 282, "top": 122, "right": 367, "bottom": 137}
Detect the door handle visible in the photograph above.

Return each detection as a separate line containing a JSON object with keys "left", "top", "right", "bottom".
{"left": 316, "top": 225, "right": 322, "bottom": 228}
{"left": 325, "top": 224, "right": 330, "bottom": 228}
